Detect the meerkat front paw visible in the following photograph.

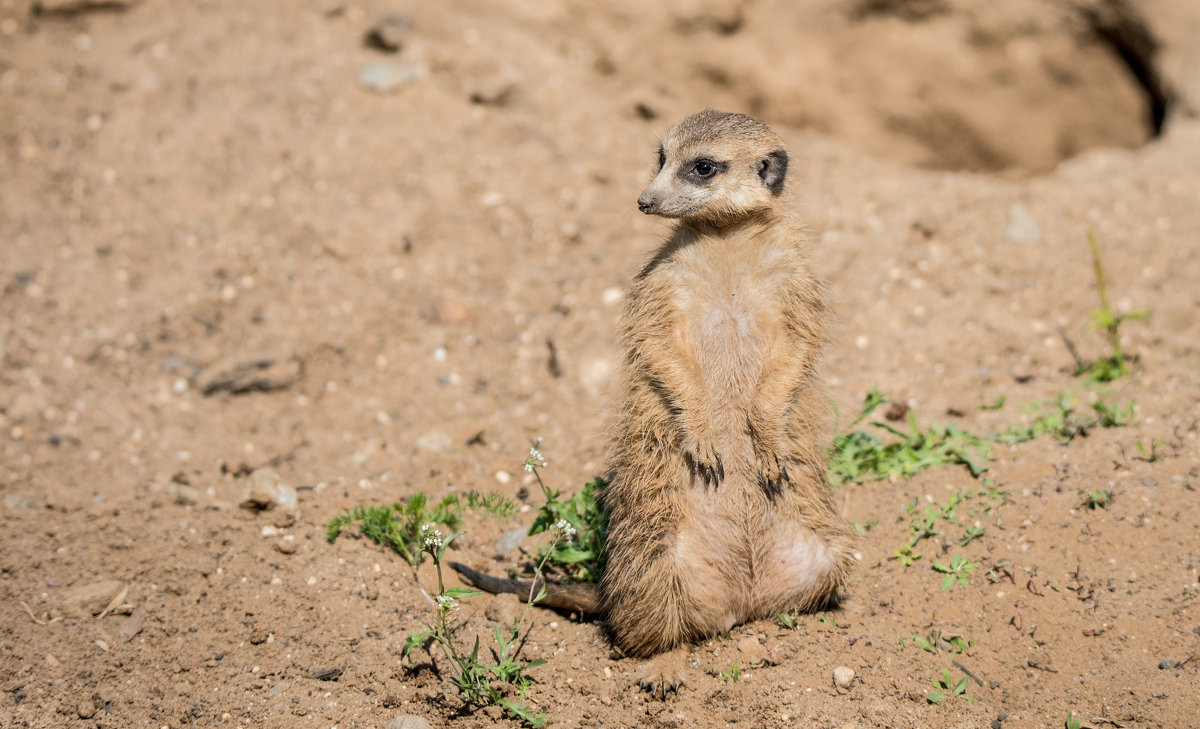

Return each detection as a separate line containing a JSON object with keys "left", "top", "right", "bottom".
{"left": 683, "top": 437, "right": 723, "bottom": 487}
{"left": 753, "top": 447, "right": 789, "bottom": 497}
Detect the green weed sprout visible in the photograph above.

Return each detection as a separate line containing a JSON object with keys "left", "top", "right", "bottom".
{"left": 1077, "top": 230, "right": 1148, "bottom": 383}
{"left": 403, "top": 518, "right": 573, "bottom": 727}
{"left": 931, "top": 554, "right": 980, "bottom": 591}
{"left": 927, "top": 667, "right": 974, "bottom": 704}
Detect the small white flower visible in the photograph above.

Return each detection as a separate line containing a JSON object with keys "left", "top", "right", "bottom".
{"left": 421, "top": 523, "right": 443, "bottom": 549}
{"left": 436, "top": 594, "right": 458, "bottom": 612}
{"left": 524, "top": 445, "right": 547, "bottom": 472}
{"left": 554, "top": 519, "right": 577, "bottom": 539}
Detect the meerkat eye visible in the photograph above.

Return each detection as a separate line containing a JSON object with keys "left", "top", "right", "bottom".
{"left": 657, "top": 146, "right": 666, "bottom": 170}
{"left": 693, "top": 160, "right": 716, "bottom": 177}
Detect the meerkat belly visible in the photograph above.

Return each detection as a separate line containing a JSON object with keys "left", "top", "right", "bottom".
{"left": 684, "top": 287, "right": 771, "bottom": 443}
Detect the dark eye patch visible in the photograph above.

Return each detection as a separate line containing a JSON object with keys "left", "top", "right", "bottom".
{"left": 657, "top": 145, "right": 665, "bottom": 171}
{"left": 677, "top": 158, "right": 727, "bottom": 185}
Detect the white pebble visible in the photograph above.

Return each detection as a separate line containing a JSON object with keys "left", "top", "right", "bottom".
{"left": 833, "top": 666, "right": 855, "bottom": 690}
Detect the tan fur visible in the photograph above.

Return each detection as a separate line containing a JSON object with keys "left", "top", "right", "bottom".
{"left": 601, "top": 109, "right": 856, "bottom": 659}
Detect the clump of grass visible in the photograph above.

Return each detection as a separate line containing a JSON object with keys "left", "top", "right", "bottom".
{"left": 403, "top": 521, "right": 572, "bottom": 727}
{"left": 326, "top": 494, "right": 462, "bottom": 565}
{"left": 830, "top": 390, "right": 990, "bottom": 484}
{"left": 994, "top": 393, "right": 1133, "bottom": 445}
{"left": 832, "top": 389, "right": 1133, "bottom": 485}
{"left": 326, "top": 490, "right": 518, "bottom": 566}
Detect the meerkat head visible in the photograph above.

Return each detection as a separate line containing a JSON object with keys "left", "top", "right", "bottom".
{"left": 636, "top": 110, "right": 789, "bottom": 226}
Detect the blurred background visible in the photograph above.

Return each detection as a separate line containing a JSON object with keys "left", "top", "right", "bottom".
{"left": 2, "top": 1, "right": 1199, "bottom": 727}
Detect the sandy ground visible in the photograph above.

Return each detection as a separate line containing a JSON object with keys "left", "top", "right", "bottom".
{"left": 2, "top": 0, "right": 1200, "bottom": 727}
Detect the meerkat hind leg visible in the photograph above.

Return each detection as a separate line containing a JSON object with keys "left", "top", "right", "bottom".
{"left": 635, "top": 646, "right": 690, "bottom": 699}
{"left": 755, "top": 516, "right": 845, "bottom": 612}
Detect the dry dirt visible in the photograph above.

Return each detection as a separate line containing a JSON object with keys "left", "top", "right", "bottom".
{"left": 3, "top": 0, "right": 1200, "bottom": 727}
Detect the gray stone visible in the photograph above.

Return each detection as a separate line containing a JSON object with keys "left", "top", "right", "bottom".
{"left": 1004, "top": 202, "right": 1041, "bottom": 245}
{"left": 240, "top": 468, "right": 296, "bottom": 511}
{"left": 414, "top": 430, "right": 451, "bottom": 452}
{"left": 493, "top": 527, "right": 526, "bottom": 557}
{"left": 359, "top": 62, "right": 425, "bottom": 93}
{"left": 385, "top": 715, "right": 431, "bottom": 729}
{"left": 364, "top": 14, "right": 413, "bottom": 53}
{"left": 5, "top": 493, "right": 44, "bottom": 510}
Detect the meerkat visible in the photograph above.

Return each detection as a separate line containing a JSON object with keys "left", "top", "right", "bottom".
{"left": 454, "top": 109, "right": 855, "bottom": 695}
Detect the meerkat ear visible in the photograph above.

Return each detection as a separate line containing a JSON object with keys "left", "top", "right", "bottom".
{"left": 758, "top": 149, "right": 788, "bottom": 194}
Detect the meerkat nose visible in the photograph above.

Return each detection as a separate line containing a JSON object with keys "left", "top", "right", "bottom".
{"left": 637, "top": 196, "right": 656, "bottom": 214}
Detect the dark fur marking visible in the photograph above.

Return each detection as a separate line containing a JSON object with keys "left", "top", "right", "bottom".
{"left": 759, "top": 149, "right": 788, "bottom": 194}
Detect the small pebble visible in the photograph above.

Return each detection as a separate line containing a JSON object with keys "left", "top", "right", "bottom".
{"left": 364, "top": 13, "right": 412, "bottom": 53}
{"left": 1004, "top": 201, "right": 1041, "bottom": 245}
{"left": 386, "top": 714, "right": 431, "bottom": 729}
{"left": 494, "top": 527, "right": 526, "bottom": 557}
{"left": 359, "top": 62, "right": 425, "bottom": 93}
{"left": 469, "top": 73, "right": 519, "bottom": 106}
{"left": 77, "top": 701, "right": 95, "bottom": 719}
{"left": 1159, "top": 658, "right": 1174, "bottom": 669}
{"left": 833, "top": 665, "right": 855, "bottom": 690}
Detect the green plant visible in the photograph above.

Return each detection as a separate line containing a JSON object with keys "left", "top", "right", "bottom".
{"left": 830, "top": 390, "right": 990, "bottom": 484}
{"left": 912, "top": 629, "right": 972, "bottom": 655}
{"left": 958, "top": 525, "right": 986, "bottom": 547}
{"left": 893, "top": 545, "right": 922, "bottom": 567}
{"left": 326, "top": 494, "right": 462, "bottom": 565}
{"left": 1134, "top": 438, "right": 1165, "bottom": 462}
{"left": 525, "top": 442, "right": 609, "bottom": 583}
{"left": 1074, "top": 230, "right": 1148, "bottom": 384}
{"left": 1065, "top": 712, "right": 1083, "bottom": 729}
{"left": 1081, "top": 489, "right": 1112, "bottom": 510}
{"left": 927, "top": 667, "right": 974, "bottom": 704}
{"left": 931, "top": 554, "right": 979, "bottom": 591}
{"left": 777, "top": 609, "right": 801, "bottom": 629}
{"left": 851, "top": 519, "right": 877, "bottom": 535}
{"left": 912, "top": 632, "right": 938, "bottom": 655}
{"left": 403, "top": 520, "right": 573, "bottom": 727}
{"left": 326, "top": 490, "right": 518, "bottom": 566}
{"left": 719, "top": 662, "right": 741, "bottom": 682}
{"left": 464, "top": 490, "right": 520, "bottom": 519}
{"left": 994, "top": 393, "right": 1131, "bottom": 445}
{"left": 906, "top": 503, "right": 943, "bottom": 547}
{"left": 1091, "top": 399, "right": 1133, "bottom": 428}
{"left": 832, "top": 386, "right": 1134, "bottom": 486}
{"left": 979, "top": 393, "right": 1006, "bottom": 411}
{"left": 901, "top": 488, "right": 978, "bottom": 551}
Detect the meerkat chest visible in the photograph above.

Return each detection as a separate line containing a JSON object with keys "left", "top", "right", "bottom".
{"left": 671, "top": 244, "right": 792, "bottom": 377}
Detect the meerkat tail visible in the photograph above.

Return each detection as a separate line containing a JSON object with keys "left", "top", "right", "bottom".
{"left": 448, "top": 562, "right": 602, "bottom": 614}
